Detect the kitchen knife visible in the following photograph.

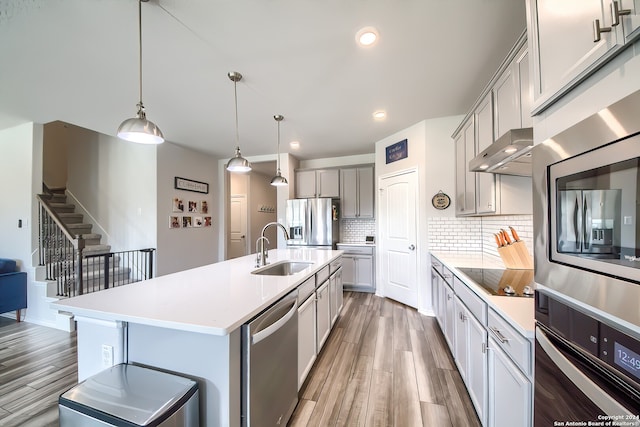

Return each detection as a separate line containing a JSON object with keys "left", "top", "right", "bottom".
{"left": 501, "top": 229, "right": 512, "bottom": 245}
{"left": 509, "top": 226, "right": 521, "bottom": 242}
{"left": 494, "top": 233, "right": 503, "bottom": 248}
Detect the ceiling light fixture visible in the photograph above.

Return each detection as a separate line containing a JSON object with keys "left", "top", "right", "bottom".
{"left": 356, "top": 26, "right": 379, "bottom": 47}
{"left": 289, "top": 141, "right": 300, "bottom": 150}
{"left": 226, "top": 71, "right": 251, "bottom": 173}
{"left": 373, "top": 110, "right": 386, "bottom": 120}
{"left": 117, "top": 0, "right": 164, "bottom": 145}
{"left": 270, "top": 115, "right": 288, "bottom": 187}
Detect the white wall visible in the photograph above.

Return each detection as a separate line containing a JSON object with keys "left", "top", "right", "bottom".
{"left": 0, "top": 122, "right": 57, "bottom": 326}
{"left": 65, "top": 124, "right": 157, "bottom": 253}
{"left": 299, "top": 153, "right": 375, "bottom": 169}
{"left": 374, "top": 116, "right": 463, "bottom": 315}
{"left": 157, "top": 142, "right": 219, "bottom": 276}
{"left": 248, "top": 172, "right": 277, "bottom": 246}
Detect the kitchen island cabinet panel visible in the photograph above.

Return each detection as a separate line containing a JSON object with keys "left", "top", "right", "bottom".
{"left": 298, "top": 292, "right": 317, "bottom": 389}
{"left": 316, "top": 280, "right": 331, "bottom": 350}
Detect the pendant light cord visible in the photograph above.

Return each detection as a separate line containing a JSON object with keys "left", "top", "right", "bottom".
{"left": 138, "top": 0, "right": 144, "bottom": 113}
{"left": 276, "top": 119, "right": 281, "bottom": 172}
{"left": 234, "top": 80, "right": 239, "bottom": 148}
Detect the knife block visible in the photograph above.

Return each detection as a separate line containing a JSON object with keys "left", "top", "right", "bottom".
{"left": 498, "top": 241, "right": 534, "bottom": 269}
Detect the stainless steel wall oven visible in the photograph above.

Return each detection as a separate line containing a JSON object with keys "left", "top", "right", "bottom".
{"left": 533, "top": 90, "right": 640, "bottom": 425}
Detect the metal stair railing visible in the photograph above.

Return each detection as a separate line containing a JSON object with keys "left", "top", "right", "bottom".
{"left": 37, "top": 194, "right": 155, "bottom": 297}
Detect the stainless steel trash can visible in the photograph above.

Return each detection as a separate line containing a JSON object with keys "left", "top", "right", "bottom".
{"left": 59, "top": 364, "right": 199, "bottom": 426}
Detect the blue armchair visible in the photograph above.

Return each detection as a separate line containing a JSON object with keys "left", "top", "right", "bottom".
{"left": 0, "top": 258, "right": 27, "bottom": 322}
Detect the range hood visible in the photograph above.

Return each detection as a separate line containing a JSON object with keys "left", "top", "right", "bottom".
{"left": 469, "top": 128, "right": 533, "bottom": 176}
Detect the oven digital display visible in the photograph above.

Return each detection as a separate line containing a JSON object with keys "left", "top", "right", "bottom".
{"left": 614, "top": 342, "right": 640, "bottom": 380}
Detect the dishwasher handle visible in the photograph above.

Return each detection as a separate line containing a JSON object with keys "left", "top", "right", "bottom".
{"left": 252, "top": 297, "right": 298, "bottom": 345}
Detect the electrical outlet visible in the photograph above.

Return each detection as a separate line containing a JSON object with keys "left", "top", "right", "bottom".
{"left": 101, "top": 344, "right": 113, "bottom": 368}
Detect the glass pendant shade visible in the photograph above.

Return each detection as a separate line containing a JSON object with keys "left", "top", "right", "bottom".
{"left": 117, "top": 104, "right": 164, "bottom": 144}
{"left": 227, "top": 146, "right": 251, "bottom": 172}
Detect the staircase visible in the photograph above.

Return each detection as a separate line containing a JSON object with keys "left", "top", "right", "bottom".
{"left": 40, "top": 189, "right": 134, "bottom": 298}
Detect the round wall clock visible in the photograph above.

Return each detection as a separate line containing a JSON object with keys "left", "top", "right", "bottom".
{"left": 432, "top": 191, "right": 451, "bottom": 210}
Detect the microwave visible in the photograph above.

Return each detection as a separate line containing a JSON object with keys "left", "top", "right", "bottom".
{"left": 532, "top": 90, "right": 640, "bottom": 332}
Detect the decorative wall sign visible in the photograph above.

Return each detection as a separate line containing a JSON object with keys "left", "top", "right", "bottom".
{"left": 432, "top": 190, "right": 451, "bottom": 210}
{"left": 385, "top": 139, "right": 408, "bottom": 164}
{"left": 175, "top": 177, "right": 209, "bottom": 194}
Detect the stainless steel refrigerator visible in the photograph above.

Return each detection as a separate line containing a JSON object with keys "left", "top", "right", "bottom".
{"left": 286, "top": 198, "right": 339, "bottom": 248}
{"left": 556, "top": 189, "right": 621, "bottom": 256}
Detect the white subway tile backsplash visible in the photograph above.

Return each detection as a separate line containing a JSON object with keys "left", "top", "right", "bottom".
{"left": 428, "top": 215, "right": 533, "bottom": 258}
{"left": 340, "top": 218, "right": 376, "bottom": 242}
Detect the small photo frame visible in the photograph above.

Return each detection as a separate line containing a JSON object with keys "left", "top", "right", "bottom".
{"left": 194, "top": 216, "right": 203, "bottom": 227}
{"left": 182, "top": 216, "right": 193, "bottom": 228}
{"left": 204, "top": 216, "right": 212, "bottom": 227}
{"left": 188, "top": 201, "right": 198, "bottom": 213}
{"left": 200, "top": 200, "right": 209, "bottom": 214}
{"left": 172, "top": 197, "right": 184, "bottom": 213}
{"left": 169, "top": 216, "right": 180, "bottom": 229}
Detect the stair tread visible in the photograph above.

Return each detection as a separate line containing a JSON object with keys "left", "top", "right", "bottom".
{"left": 67, "top": 223, "right": 92, "bottom": 228}
{"left": 58, "top": 213, "right": 82, "bottom": 218}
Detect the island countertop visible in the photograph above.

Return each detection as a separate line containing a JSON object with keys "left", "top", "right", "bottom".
{"left": 52, "top": 248, "right": 342, "bottom": 336}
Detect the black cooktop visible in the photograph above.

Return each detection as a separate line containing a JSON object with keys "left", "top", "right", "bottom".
{"left": 456, "top": 267, "right": 535, "bottom": 297}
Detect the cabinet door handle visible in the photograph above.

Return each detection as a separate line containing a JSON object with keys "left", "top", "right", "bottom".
{"left": 482, "top": 342, "right": 487, "bottom": 353}
{"left": 489, "top": 326, "right": 510, "bottom": 344}
{"left": 611, "top": 0, "right": 631, "bottom": 26}
{"left": 593, "top": 19, "right": 612, "bottom": 42}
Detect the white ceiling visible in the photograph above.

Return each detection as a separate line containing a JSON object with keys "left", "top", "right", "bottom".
{"left": 0, "top": 0, "right": 526, "bottom": 161}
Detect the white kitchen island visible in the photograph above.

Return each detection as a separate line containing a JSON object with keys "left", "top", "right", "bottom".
{"left": 52, "top": 248, "right": 342, "bottom": 427}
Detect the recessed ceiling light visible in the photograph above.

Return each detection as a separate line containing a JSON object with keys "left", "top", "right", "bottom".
{"left": 504, "top": 146, "right": 518, "bottom": 154}
{"left": 356, "top": 27, "right": 379, "bottom": 47}
{"left": 372, "top": 110, "right": 386, "bottom": 120}
{"left": 289, "top": 141, "right": 300, "bottom": 149}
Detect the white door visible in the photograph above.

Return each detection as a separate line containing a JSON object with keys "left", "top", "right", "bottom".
{"left": 229, "top": 194, "right": 248, "bottom": 259}
{"left": 379, "top": 170, "right": 418, "bottom": 307}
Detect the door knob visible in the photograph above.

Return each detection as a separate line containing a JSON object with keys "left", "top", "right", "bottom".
{"left": 241, "top": 235, "right": 245, "bottom": 238}
{"left": 409, "top": 244, "right": 415, "bottom": 251}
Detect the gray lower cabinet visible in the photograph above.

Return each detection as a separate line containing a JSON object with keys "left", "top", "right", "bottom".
{"left": 488, "top": 336, "right": 532, "bottom": 427}
{"left": 430, "top": 255, "right": 532, "bottom": 427}
{"left": 337, "top": 244, "right": 375, "bottom": 292}
{"left": 329, "top": 267, "right": 343, "bottom": 326}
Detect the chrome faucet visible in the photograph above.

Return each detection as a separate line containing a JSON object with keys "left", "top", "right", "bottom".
{"left": 257, "top": 222, "right": 290, "bottom": 267}
{"left": 255, "top": 236, "right": 269, "bottom": 267}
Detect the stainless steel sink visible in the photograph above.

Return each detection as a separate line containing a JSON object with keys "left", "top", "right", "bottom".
{"left": 252, "top": 261, "right": 313, "bottom": 276}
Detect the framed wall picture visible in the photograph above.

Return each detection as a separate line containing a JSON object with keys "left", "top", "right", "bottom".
{"left": 182, "top": 216, "right": 192, "bottom": 228}
{"left": 175, "top": 177, "right": 209, "bottom": 194}
{"left": 172, "top": 197, "right": 184, "bottom": 213}
{"left": 169, "top": 216, "right": 181, "bottom": 229}
{"left": 386, "top": 139, "right": 408, "bottom": 164}
{"left": 194, "top": 216, "right": 203, "bottom": 227}
{"left": 200, "top": 200, "right": 209, "bottom": 214}
{"left": 188, "top": 201, "right": 198, "bottom": 213}
{"left": 204, "top": 216, "right": 212, "bottom": 227}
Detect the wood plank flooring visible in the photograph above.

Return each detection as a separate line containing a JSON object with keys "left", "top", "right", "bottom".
{"left": 0, "top": 292, "right": 479, "bottom": 427}
{"left": 290, "top": 292, "right": 481, "bottom": 427}
{"left": 0, "top": 316, "right": 77, "bottom": 427}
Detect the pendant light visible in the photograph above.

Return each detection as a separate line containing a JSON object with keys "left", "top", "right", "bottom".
{"left": 226, "top": 71, "right": 251, "bottom": 172}
{"left": 117, "top": 0, "right": 164, "bottom": 145}
{"left": 270, "top": 115, "right": 288, "bottom": 186}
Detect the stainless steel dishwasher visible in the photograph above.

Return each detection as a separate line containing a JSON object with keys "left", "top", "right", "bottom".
{"left": 242, "top": 289, "right": 298, "bottom": 426}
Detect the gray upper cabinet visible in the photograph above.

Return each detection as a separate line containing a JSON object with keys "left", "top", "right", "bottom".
{"left": 527, "top": 0, "right": 640, "bottom": 114}
{"left": 295, "top": 169, "right": 340, "bottom": 198}
{"left": 452, "top": 31, "right": 532, "bottom": 217}
{"left": 341, "top": 166, "right": 374, "bottom": 219}
{"left": 455, "top": 118, "right": 476, "bottom": 216}
{"left": 475, "top": 94, "right": 497, "bottom": 215}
